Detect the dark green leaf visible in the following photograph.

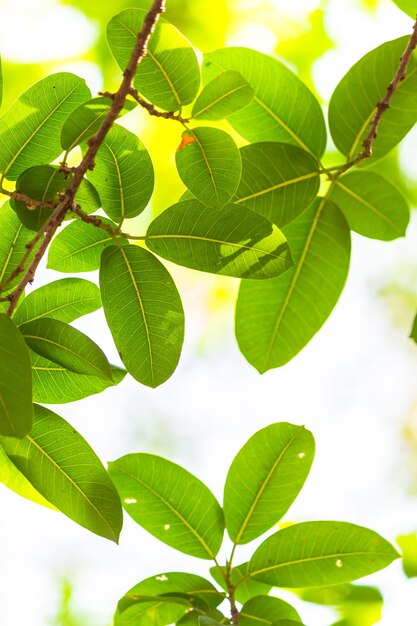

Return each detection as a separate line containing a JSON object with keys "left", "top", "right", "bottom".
{"left": 109, "top": 452, "right": 224, "bottom": 559}
{"left": 61, "top": 96, "right": 136, "bottom": 151}
{"left": 224, "top": 423, "right": 314, "bottom": 544}
{"left": 86, "top": 124, "right": 154, "bottom": 223}
{"left": 0, "top": 314, "right": 32, "bottom": 438}
{"left": 100, "top": 244, "right": 184, "bottom": 388}
{"left": 107, "top": 9, "right": 200, "bottom": 111}
{"left": 48, "top": 217, "right": 126, "bottom": 273}
{"left": 210, "top": 563, "right": 271, "bottom": 605}
{"left": 0, "top": 202, "right": 37, "bottom": 295}
{"left": 329, "top": 37, "right": 417, "bottom": 162}
{"left": 203, "top": 48, "right": 326, "bottom": 158}
{"left": 235, "top": 198, "right": 350, "bottom": 371}
{"left": 13, "top": 278, "right": 101, "bottom": 325}
{"left": 233, "top": 142, "right": 320, "bottom": 226}
{"left": 20, "top": 318, "right": 112, "bottom": 380}
{"left": 0, "top": 404, "right": 123, "bottom": 542}
{"left": 31, "top": 351, "right": 125, "bottom": 404}
{"left": 240, "top": 596, "right": 302, "bottom": 626}
{"left": 0, "top": 73, "right": 90, "bottom": 180}
{"left": 192, "top": 70, "right": 254, "bottom": 120}
{"left": 176, "top": 127, "right": 241, "bottom": 209}
{"left": 248, "top": 521, "right": 399, "bottom": 587}
{"left": 329, "top": 171, "right": 409, "bottom": 240}
{"left": 410, "top": 314, "right": 417, "bottom": 343}
{"left": 146, "top": 200, "right": 293, "bottom": 280}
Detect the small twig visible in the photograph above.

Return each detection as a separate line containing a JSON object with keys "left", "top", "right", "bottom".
{"left": 70, "top": 205, "right": 117, "bottom": 237}
{"left": 4, "top": 0, "right": 166, "bottom": 316}
{"left": 129, "top": 87, "right": 189, "bottom": 122}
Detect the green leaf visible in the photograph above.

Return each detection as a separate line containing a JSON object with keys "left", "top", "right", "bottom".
{"left": 109, "top": 452, "right": 224, "bottom": 559}
{"left": 199, "top": 618, "right": 223, "bottom": 626}
{"left": 0, "top": 201, "right": 37, "bottom": 294}
{"left": 0, "top": 73, "right": 90, "bottom": 180}
{"left": 13, "top": 278, "right": 101, "bottom": 325}
{"left": 146, "top": 200, "right": 293, "bottom": 280}
{"left": 248, "top": 521, "right": 399, "bottom": 587}
{"left": 107, "top": 8, "right": 200, "bottom": 111}
{"left": 86, "top": 124, "right": 154, "bottom": 223}
{"left": 235, "top": 197, "right": 350, "bottom": 371}
{"left": 240, "top": 596, "right": 302, "bottom": 626}
{"left": 0, "top": 404, "right": 123, "bottom": 542}
{"left": 410, "top": 314, "right": 417, "bottom": 343}
{"left": 31, "top": 352, "right": 125, "bottom": 404}
{"left": 192, "top": 70, "right": 254, "bottom": 120}
{"left": 391, "top": 0, "right": 417, "bottom": 17}
{"left": 20, "top": 318, "right": 112, "bottom": 380}
{"left": 224, "top": 423, "right": 314, "bottom": 545}
{"left": 48, "top": 217, "right": 126, "bottom": 273}
{"left": 13, "top": 165, "right": 100, "bottom": 231}
{"left": 233, "top": 142, "right": 320, "bottom": 227}
{"left": 328, "top": 171, "right": 409, "bottom": 241}
{"left": 0, "top": 314, "right": 32, "bottom": 438}
{"left": 176, "top": 127, "right": 241, "bottom": 209}
{"left": 210, "top": 562, "right": 272, "bottom": 605}
{"left": 178, "top": 608, "right": 227, "bottom": 625}
{"left": 0, "top": 56, "right": 2, "bottom": 108}
{"left": 203, "top": 48, "right": 326, "bottom": 158}
{"left": 61, "top": 96, "right": 136, "bottom": 151}
{"left": 328, "top": 37, "right": 417, "bottom": 162}
{"left": 397, "top": 534, "right": 417, "bottom": 578}
{"left": 100, "top": 244, "right": 184, "bottom": 388}
{"left": 0, "top": 443, "right": 54, "bottom": 509}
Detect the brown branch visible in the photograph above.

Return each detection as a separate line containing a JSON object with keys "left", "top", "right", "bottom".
{"left": 4, "top": 0, "right": 166, "bottom": 316}
{"left": 70, "top": 204, "right": 117, "bottom": 237}
{"left": 128, "top": 87, "right": 189, "bottom": 122}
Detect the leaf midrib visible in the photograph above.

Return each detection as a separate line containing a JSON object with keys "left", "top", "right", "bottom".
{"left": 235, "top": 172, "right": 318, "bottom": 204}
{"left": 193, "top": 83, "right": 249, "bottom": 118}
{"left": 335, "top": 180, "right": 397, "bottom": 227}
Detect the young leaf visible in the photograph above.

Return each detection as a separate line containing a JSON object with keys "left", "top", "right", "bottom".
{"left": 31, "top": 352, "right": 125, "bottom": 404}
{"left": 329, "top": 37, "right": 417, "bottom": 162}
{"left": 20, "top": 318, "right": 112, "bottom": 380}
{"left": 224, "top": 423, "right": 314, "bottom": 544}
{"left": 233, "top": 142, "right": 320, "bottom": 226}
{"left": 61, "top": 96, "right": 136, "bottom": 151}
{"left": 146, "top": 200, "right": 293, "bottom": 280}
{"left": 107, "top": 8, "right": 200, "bottom": 111}
{"left": 0, "top": 444, "right": 54, "bottom": 509}
{"left": 202, "top": 48, "right": 327, "bottom": 158}
{"left": 100, "top": 244, "right": 184, "bottom": 388}
{"left": 192, "top": 70, "right": 254, "bottom": 120}
{"left": 0, "top": 73, "right": 90, "bottom": 180}
{"left": 210, "top": 562, "right": 272, "bottom": 605}
{"left": 175, "top": 127, "right": 241, "bottom": 209}
{"left": 235, "top": 198, "right": 350, "bottom": 372}
{"left": 109, "top": 452, "right": 224, "bottom": 559}
{"left": 0, "top": 202, "right": 36, "bottom": 294}
{"left": 0, "top": 404, "right": 123, "bottom": 542}
{"left": 248, "top": 521, "right": 399, "bottom": 587}
{"left": 48, "top": 218, "right": 126, "bottom": 273}
{"left": 0, "top": 314, "right": 33, "bottom": 438}
{"left": 328, "top": 171, "right": 409, "bottom": 240}
{"left": 86, "top": 124, "right": 154, "bottom": 223}
{"left": 240, "top": 596, "right": 302, "bottom": 626}
{"left": 13, "top": 278, "right": 101, "bottom": 325}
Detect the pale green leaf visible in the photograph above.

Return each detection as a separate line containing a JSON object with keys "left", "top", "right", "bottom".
{"left": 107, "top": 8, "right": 200, "bottom": 111}
{"left": 0, "top": 404, "right": 123, "bottom": 542}
{"left": 235, "top": 198, "right": 350, "bottom": 372}
{"left": 0, "top": 314, "right": 32, "bottom": 438}
{"left": 176, "top": 127, "right": 241, "bottom": 209}
{"left": 100, "top": 244, "right": 184, "bottom": 388}
{"left": 192, "top": 70, "right": 254, "bottom": 120}
{"left": 0, "top": 201, "right": 37, "bottom": 295}
{"left": 146, "top": 200, "right": 293, "bottom": 280}
{"left": 224, "top": 423, "right": 314, "bottom": 544}
{"left": 328, "top": 171, "right": 409, "bottom": 240}
{"left": 240, "top": 596, "right": 302, "bottom": 626}
{"left": 391, "top": 0, "right": 417, "bottom": 17}
{"left": 13, "top": 278, "right": 101, "bottom": 325}
{"left": 86, "top": 124, "right": 154, "bottom": 222}
{"left": 109, "top": 452, "right": 224, "bottom": 559}
{"left": 328, "top": 37, "right": 417, "bottom": 162}
{"left": 248, "top": 521, "right": 399, "bottom": 587}
{"left": 20, "top": 318, "right": 112, "bottom": 380}
{"left": 0, "top": 444, "right": 54, "bottom": 509}
{"left": 0, "top": 73, "right": 90, "bottom": 180}
{"left": 233, "top": 142, "right": 320, "bottom": 226}
{"left": 203, "top": 48, "right": 326, "bottom": 158}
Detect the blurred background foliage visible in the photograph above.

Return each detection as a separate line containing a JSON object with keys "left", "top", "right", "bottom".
{"left": 1, "top": 0, "right": 417, "bottom": 625}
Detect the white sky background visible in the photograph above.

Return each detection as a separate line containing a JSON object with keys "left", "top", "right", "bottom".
{"left": 0, "top": 0, "right": 417, "bottom": 625}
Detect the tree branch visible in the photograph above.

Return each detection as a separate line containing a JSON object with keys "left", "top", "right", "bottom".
{"left": 4, "top": 0, "right": 166, "bottom": 316}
